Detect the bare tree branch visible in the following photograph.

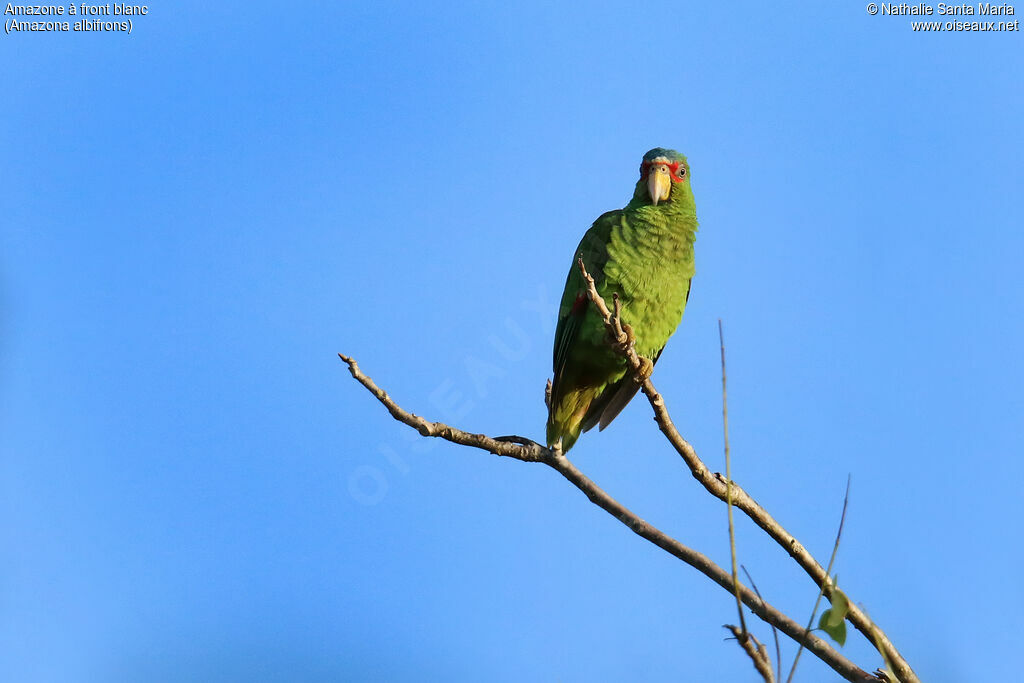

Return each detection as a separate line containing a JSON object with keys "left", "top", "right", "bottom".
{"left": 338, "top": 353, "right": 549, "bottom": 462}
{"left": 338, "top": 353, "right": 877, "bottom": 683}
{"left": 726, "top": 624, "right": 775, "bottom": 683}
{"left": 575, "top": 261, "right": 919, "bottom": 683}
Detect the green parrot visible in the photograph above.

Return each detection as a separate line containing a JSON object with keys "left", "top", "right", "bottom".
{"left": 546, "top": 148, "right": 698, "bottom": 452}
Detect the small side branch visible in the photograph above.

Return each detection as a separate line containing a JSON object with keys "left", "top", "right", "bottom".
{"left": 726, "top": 624, "right": 775, "bottom": 683}
{"left": 786, "top": 477, "right": 852, "bottom": 683}
{"left": 720, "top": 319, "right": 747, "bottom": 637}
{"left": 744, "top": 565, "right": 783, "bottom": 683}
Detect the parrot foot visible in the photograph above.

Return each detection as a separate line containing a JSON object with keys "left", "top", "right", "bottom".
{"left": 606, "top": 321, "right": 635, "bottom": 351}
{"left": 634, "top": 356, "right": 654, "bottom": 383}
{"left": 604, "top": 293, "right": 649, "bottom": 382}
{"left": 606, "top": 294, "right": 635, "bottom": 351}
{"left": 621, "top": 321, "right": 636, "bottom": 346}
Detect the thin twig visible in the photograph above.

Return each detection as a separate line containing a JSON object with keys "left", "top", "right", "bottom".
{"left": 720, "top": 319, "right": 747, "bottom": 637}
{"left": 786, "top": 475, "right": 852, "bottom": 683}
{"left": 574, "top": 261, "right": 917, "bottom": 683}
{"left": 725, "top": 624, "right": 775, "bottom": 683}
{"left": 722, "top": 321, "right": 766, "bottom": 682}
{"left": 338, "top": 353, "right": 876, "bottom": 683}
{"left": 743, "top": 565, "right": 782, "bottom": 683}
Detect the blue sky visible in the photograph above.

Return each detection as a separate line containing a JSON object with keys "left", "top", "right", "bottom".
{"left": 2, "top": 2, "right": 1021, "bottom": 681}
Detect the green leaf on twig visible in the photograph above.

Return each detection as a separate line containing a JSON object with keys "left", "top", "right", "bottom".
{"left": 818, "top": 576, "right": 849, "bottom": 645}
{"left": 818, "top": 610, "right": 847, "bottom": 645}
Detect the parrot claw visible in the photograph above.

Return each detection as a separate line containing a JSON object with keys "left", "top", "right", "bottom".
{"left": 607, "top": 321, "right": 636, "bottom": 352}
{"left": 622, "top": 322, "right": 636, "bottom": 346}
{"left": 635, "top": 356, "right": 654, "bottom": 382}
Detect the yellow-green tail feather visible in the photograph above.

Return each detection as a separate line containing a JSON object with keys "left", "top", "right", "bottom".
{"left": 546, "top": 384, "right": 603, "bottom": 452}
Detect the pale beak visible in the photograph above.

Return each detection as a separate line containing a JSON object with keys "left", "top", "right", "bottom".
{"left": 647, "top": 165, "right": 671, "bottom": 205}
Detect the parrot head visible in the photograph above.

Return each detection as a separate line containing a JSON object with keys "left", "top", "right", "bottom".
{"left": 637, "top": 148, "right": 689, "bottom": 206}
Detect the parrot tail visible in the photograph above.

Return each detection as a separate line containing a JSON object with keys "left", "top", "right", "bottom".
{"left": 546, "top": 384, "right": 603, "bottom": 452}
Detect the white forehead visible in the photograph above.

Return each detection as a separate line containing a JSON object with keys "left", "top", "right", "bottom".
{"left": 648, "top": 156, "right": 671, "bottom": 165}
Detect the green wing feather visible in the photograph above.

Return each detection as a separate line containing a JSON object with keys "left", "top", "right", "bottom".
{"left": 547, "top": 212, "right": 624, "bottom": 450}
{"left": 550, "top": 211, "right": 616, "bottom": 397}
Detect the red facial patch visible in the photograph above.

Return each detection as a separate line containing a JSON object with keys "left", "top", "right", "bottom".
{"left": 640, "top": 160, "right": 686, "bottom": 183}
